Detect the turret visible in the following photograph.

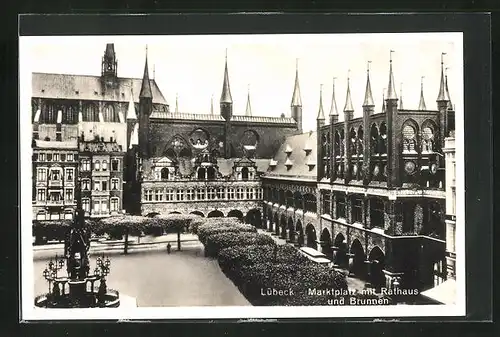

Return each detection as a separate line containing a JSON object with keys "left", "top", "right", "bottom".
{"left": 362, "top": 62, "right": 375, "bottom": 183}
{"left": 329, "top": 77, "right": 339, "bottom": 124}
{"left": 385, "top": 50, "right": 399, "bottom": 187}
{"left": 101, "top": 43, "right": 118, "bottom": 88}
{"left": 220, "top": 49, "right": 233, "bottom": 120}
{"left": 291, "top": 59, "right": 303, "bottom": 133}
{"left": 317, "top": 84, "right": 325, "bottom": 128}
{"left": 437, "top": 52, "right": 450, "bottom": 145}
{"left": 138, "top": 46, "right": 152, "bottom": 159}
{"left": 418, "top": 76, "right": 427, "bottom": 110}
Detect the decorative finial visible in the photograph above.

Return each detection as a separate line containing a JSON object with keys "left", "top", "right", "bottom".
{"left": 146, "top": 44, "right": 148, "bottom": 57}
{"left": 367, "top": 61, "right": 372, "bottom": 73}
{"left": 441, "top": 52, "right": 447, "bottom": 64}
{"left": 296, "top": 58, "right": 298, "bottom": 70}
{"left": 445, "top": 67, "right": 449, "bottom": 76}
{"left": 390, "top": 50, "right": 395, "bottom": 62}
{"left": 225, "top": 48, "right": 228, "bottom": 61}
{"left": 153, "top": 64, "right": 155, "bottom": 80}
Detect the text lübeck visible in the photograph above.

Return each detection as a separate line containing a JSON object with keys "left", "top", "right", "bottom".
{"left": 260, "top": 288, "right": 294, "bottom": 296}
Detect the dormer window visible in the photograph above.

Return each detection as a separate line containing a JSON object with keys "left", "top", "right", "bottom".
{"left": 306, "top": 159, "right": 316, "bottom": 170}
{"left": 269, "top": 159, "right": 278, "bottom": 168}
{"left": 303, "top": 141, "right": 312, "bottom": 154}
{"left": 285, "top": 158, "right": 293, "bottom": 170}
{"left": 284, "top": 144, "right": 293, "bottom": 155}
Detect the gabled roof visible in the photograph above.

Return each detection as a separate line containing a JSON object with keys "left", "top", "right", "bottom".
{"left": 263, "top": 131, "right": 317, "bottom": 179}
{"left": 32, "top": 73, "right": 168, "bottom": 105}
{"left": 34, "top": 139, "right": 78, "bottom": 150}
{"left": 80, "top": 140, "right": 123, "bottom": 153}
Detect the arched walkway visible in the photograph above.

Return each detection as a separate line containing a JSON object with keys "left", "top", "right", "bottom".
{"left": 227, "top": 209, "right": 244, "bottom": 220}
{"left": 349, "top": 239, "right": 366, "bottom": 279}
{"left": 333, "top": 233, "right": 347, "bottom": 267}
{"left": 320, "top": 228, "right": 333, "bottom": 260}
{"left": 305, "top": 224, "right": 317, "bottom": 249}
{"left": 190, "top": 211, "right": 205, "bottom": 217}
{"left": 169, "top": 211, "right": 181, "bottom": 215}
{"left": 146, "top": 212, "right": 160, "bottom": 218}
{"left": 207, "top": 210, "right": 224, "bottom": 218}
{"left": 296, "top": 220, "right": 304, "bottom": 247}
{"left": 368, "top": 246, "right": 386, "bottom": 290}
{"left": 287, "top": 217, "right": 295, "bottom": 242}
{"left": 245, "top": 209, "right": 262, "bottom": 228}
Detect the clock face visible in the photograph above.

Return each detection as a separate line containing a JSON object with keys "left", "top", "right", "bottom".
{"left": 404, "top": 161, "right": 416, "bottom": 175}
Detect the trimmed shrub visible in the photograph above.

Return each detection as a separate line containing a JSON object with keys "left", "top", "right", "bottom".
{"left": 190, "top": 217, "right": 245, "bottom": 235}
{"left": 204, "top": 232, "right": 275, "bottom": 258}
{"left": 32, "top": 219, "right": 99, "bottom": 244}
{"left": 198, "top": 222, "right": 256, "bottom": 245}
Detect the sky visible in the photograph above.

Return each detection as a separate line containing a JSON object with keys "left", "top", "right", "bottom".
{"left": 21, "top": 33, "right": 462, "bottom": 132}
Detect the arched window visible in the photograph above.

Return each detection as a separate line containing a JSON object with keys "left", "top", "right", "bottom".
{"left": 103, "top": 104, "right": 119, "bottom": 122}
{"left": 207, "top": 167, "right": 216, "bottom": 180}
{"left": 370, "top": 124, "right": 379, "bottom": 154}
{"left": 421, "top": 120, "right": 437, "bottom": 153}
{"left": 43, "top": 102, "right": 57, "bottom": 124}
{"left": 197, "top": 167, "right": 206, "bottom": 180}
{"left": 340, "top": 129, "right": 345, "bottom": 156}
{"left": 161, "top": 168, "right": 169, "bottom": 180}
{"left": 83, "top": 103, "right": 98, "bottom": 122}
{"left": 241, "top": 167, "right": 249, "bottom": 180}
{"left": 379, "top": 123, "right": 388, "bottom": 154}
{"left": 402, "top": 120, "right": 419, "bottom": 153}
{"left": 334, "top": 131, "right": 340, "bottom": 156}
{"left": 94, "top": 160, "right": 100, "bottom": 171}
{"left": 64, "top": 105, "right": 78, "bottom": 124}
{"left": 357, "top": 126, "right": 364, "bottom": 155}
{"left": 350, "top": 128, "right": 357, "bottom": 155}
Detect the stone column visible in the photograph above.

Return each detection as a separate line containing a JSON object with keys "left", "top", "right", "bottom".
{"left": 347, "top": 253, "right": 355, "bottom": 276}
{"left": 331, "top": 193, "right": 337, "bottom": 219}
{"left": 364, "top": 260, "right": 373, "bottom": 287}
{"left": 364, "top": 197, "right": 371, "bottom": 229}
{"left": 346, "top": 194, "right": 352, "bottom": 224}
{"left": 384, "top": 199, "right": 396, "bottom": 235}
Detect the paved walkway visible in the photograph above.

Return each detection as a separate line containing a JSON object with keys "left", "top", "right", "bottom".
{"left": 33, "top": 239, "right": 251, "bottom": 307}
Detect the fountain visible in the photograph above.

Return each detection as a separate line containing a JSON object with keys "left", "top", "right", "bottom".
{"left": 34, "top": 177, "right": 120, "bottom": 308}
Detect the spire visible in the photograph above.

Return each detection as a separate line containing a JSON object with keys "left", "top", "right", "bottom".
{"left": 437, "top": 52, "right": 447, "bottom": 101}
{"left": 126, "top": 85, "right": 137, "bottom": 120}
{"left": 418, "top": 76, "right": 427, "bottom": 110}
{"left": 175, "top": 93, "right": 179, "bottom": 113}
{"left": 210, "top": 94, "right": 214, "bottom": 115}
{"left": 139, "top": 45, "right": 152, "bottom": 99}
{"left": 399, "top": 83, "right": 404, "bottom": 109}
{"left": 343, "top": 71, "right": 354, "bottom": 112}
{"left": 245, "top": 85, "right": 252, "bottom": 116}
{"left": 105, "top": 43, "right": 115, "bottom": 59}
{"left": 445, "top": 67, "right": 453, "bottom": 109}
{"left": 291, "top": 58, "right": 302, "bottom": 107}
{"left": 386, "top": 50, "right": 397, "bottom": 100}
{"left": 153, "top": 64, "right": 155, "bottom": 80}
{"left": 220, "top": 49, "right": 233, "bottom": 104}
{"left": 363, "top": 61, "right": 375, "bottom": 107}
{"left": 329, "top": 77, "right": 338, "bottom": 116}
{"left": 317, "top": 84, "right": 325, "bottom": 120}
{"left": 382, "top": 89, "right": 386, "bottom": 113}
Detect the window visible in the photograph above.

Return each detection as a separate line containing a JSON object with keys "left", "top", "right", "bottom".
{"left": 208, "top": 188, "right": 216, "bottom": 200}
{"left": 82, "top": 199, "right": 90, "bottom": 212}
{"left": 336, "top": 195, "right": 346, "bottom": 218}
{"left": 322, "top": 192, "right": 331, "bottom": 215}
{"left": 228, "top": 188, "right": 235, "bottom": 200}
{"left": 81, "top": 159, "right": 91, "bottom": 171}
{"left": 50, "top": 169, "right": 61, "bottom": 181}
{"left": 111, "top": 178, "right": 119, "bottom": 190}
{"left": 82, "top": 179, "right": 90, "bottom": 190}
{"left": 111, "top": 159, "right": 119, "bottom": 171}
{"left": 155, "top": 190, "right": 162, "bottom": 201}
{"left": 111, "top": 198, "right": 119, "bottom": 211}
{"left": 101, "top": 200, "right": 108, "bottom": 212}
{"left": 166, "top": 189, "right": 174, "bottom": 201}
{"left": 352, "top": 197, "right": 363, "bottom": 223}
{"left": 102, "top": 160, "right": 108, "bottom": 171}
{"left": 246, "top": 188, "right": 252, "bottom": 199}
{"left": 102, "top": 181, "right": 108, "bottom": 191}
{"left": 47, "top": 153, "right": 52, "bottom": 161}
{"left": 53, "top": 153, "right": 59, "bottom": 161}
{"left": 67, "top": 154, "right": 73, "bottom": 161}
{"left": 370, "top": 199, "right": 385, "bottom": 228}
{"left": 65, "top": 188, "right": 73, "bottom": 201}
{"left": 197, "top": 189, "right": 205, "bottom": 200}
{"left": 177, "top": 190, "right": 184, "bottom": 201}
{"left": 402, "top": 124, "right": 417, "bottom": 152}
{"left": 37, "top": 168, "right": 47, "bottom": 182}
{"left": 241, "top": 167, "right": 249, "bottom": 180}
{"left": 217, "top": 188, "right": 225, "bottom": 200}
{"left": 94, "top": 181, "right": 100, "bottom": 191}
{"left": 61, "top": 154, "right": 66, "bottom": 162}
{"left": 65, "top": 168, "right": 74, "bottom": 181}
{"left": 93, "top": 200, "right": 100, "bottom": 212}
{"left": 144, "top": 190, "right": 153, "bottom": 201}
{"left": 37, "top": 189, "right": 46, "bottom": 201}
{"left": 39, "top": 153, "right": 45, "bottom": 161}
{"left": 186, "top": 189, "right": 194, "bottom": 201}
{"left": 94, "top": 160, "right": 101, "bottom": 171}
{"left": 160, "top": 168, "right": 169, "bottom": 180}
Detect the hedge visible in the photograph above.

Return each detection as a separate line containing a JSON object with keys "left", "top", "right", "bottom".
{"left": 191, "top": 217, "right": 246, "bottom": 235}
{"left": 198, "top": 221, "right": 256, "bottom": 245}
{"left": 32, "top": 219, "right": 99, "bottom": 244}
{"left": 204, "top": 232, "right": 275, "bottom": 258}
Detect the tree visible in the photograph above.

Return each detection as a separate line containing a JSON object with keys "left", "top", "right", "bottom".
{"left": 152, "top": 214, "right": 198, "bottom": 251}
{"left": 97, "top": 215, "right": 148, "bottom": 254}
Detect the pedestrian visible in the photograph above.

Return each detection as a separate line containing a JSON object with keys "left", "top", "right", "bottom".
{"left": 167, "top": 242, "right": 171, "bottom": 254}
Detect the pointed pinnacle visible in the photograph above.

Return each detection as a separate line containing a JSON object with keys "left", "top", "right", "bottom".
{"left": 317, "top": 84, "right": 325, "bottom": 120}
{"left": 418, "top": 76, "right": 427, "bottom": 110}
{"left": 344, "top": 74, "right": 354, "bottom": 112}
{"left": 363, "top": 61, "right": 375, "bottom": 107}
{"left": 437, "top": 52, "right": 447, "bottom": 101}
{"left": 220, "top": 50, "right": 233, "bottom": 104}
{"left": 291, "top": 58, "right": 302, "bottom": 107}
{"left": 386, "top": 51, "right": 398, "bottom": 100}
{"left": 329, "top": 77, "right": 338, "bottom": 116}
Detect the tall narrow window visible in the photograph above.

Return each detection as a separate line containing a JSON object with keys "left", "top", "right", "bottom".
{"left": 111, "top": 198, "right": 119, "bottom": 211}
{"left": 370, "top": 199, "right": 385, "bottom": 228}
{"left": 94, "top": 160, "right": 101, "bottom": 171}
{"left": 37, "top": 189, "right": 46, "bottom": 201}
{"left": 82, "top": 199, "right": 90, "bottom": 212}
{"left": 102, "top": 160, "right": 108, "bottom": 171}
{"left": 37, "top": 168, "right": 47, "bottom": 182}
{"left": 352, "top": 197, "right": 363, "bottom": 223}
{"left": 111, "top": 179, "right": 119, "bottom": 190}
{"left": 111, "top": 159, "right": 119, "bottom": 171}
{"left": 65, "top": 188, "right": 73, "bottom": 201}
{"left": 336, "top": 195, "right": 346, "bottom": 219}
